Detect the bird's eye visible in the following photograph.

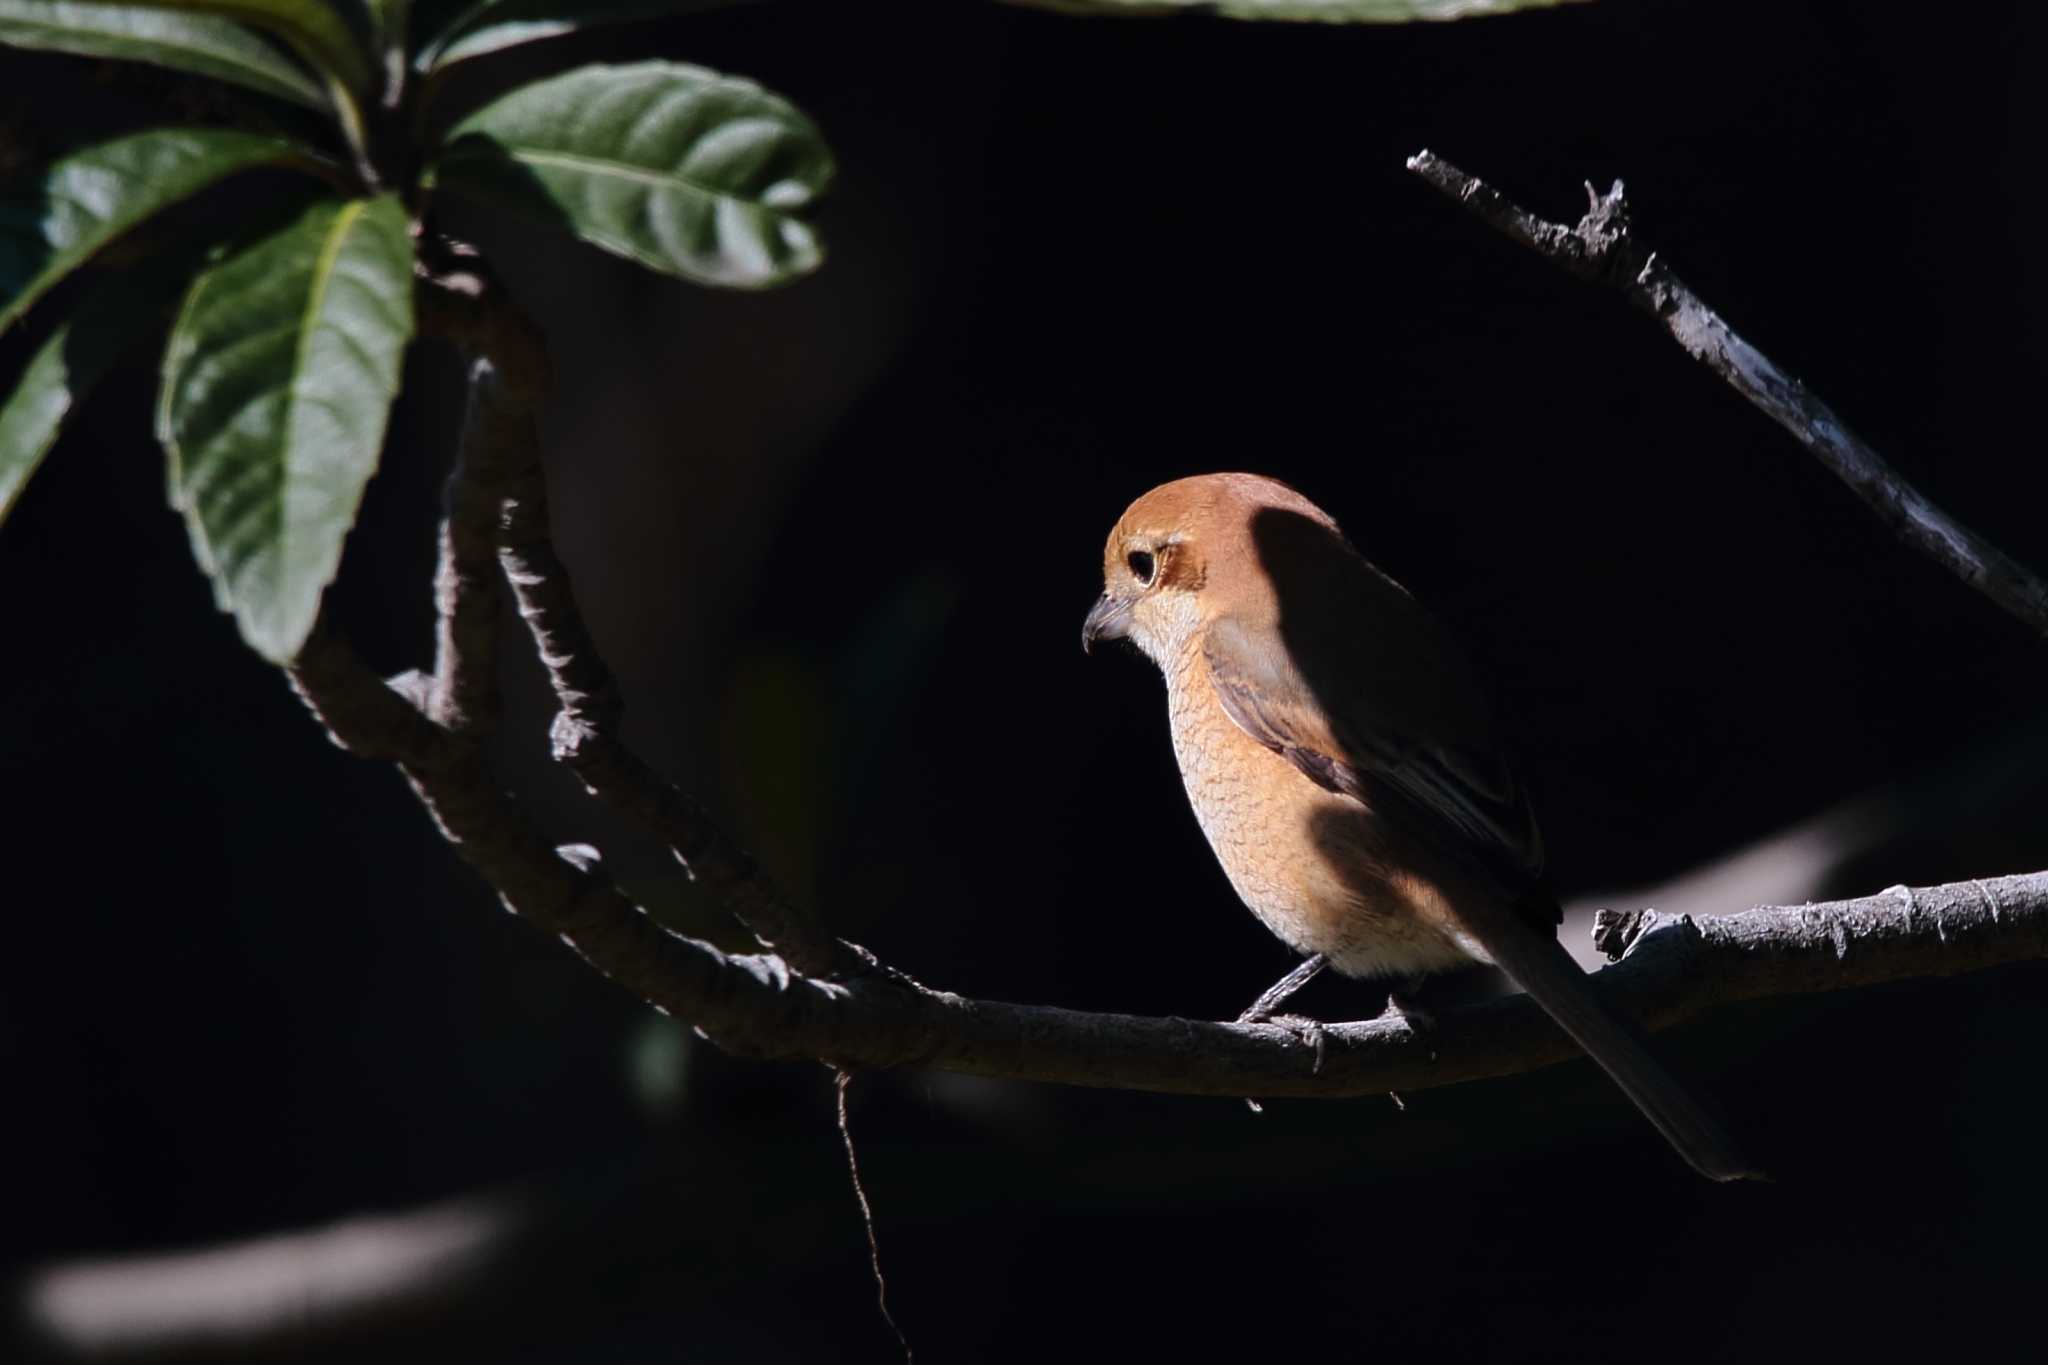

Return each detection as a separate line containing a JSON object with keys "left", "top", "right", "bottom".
{"left": 1127, "top": 549, "right": 1157, "bottom": 586}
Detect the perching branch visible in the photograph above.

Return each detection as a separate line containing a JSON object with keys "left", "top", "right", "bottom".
{"left": 315, "top": 612, "right": 2048, "bottom": 1098}
{"left": 1405, "top": 149, "right": 2048, "bottom": 639}
{"left": 282, "top": 235, "right": 2048, "bottom": 1114}
{"left": 288, "top": 613, "right": 2048, "bottom": 1098}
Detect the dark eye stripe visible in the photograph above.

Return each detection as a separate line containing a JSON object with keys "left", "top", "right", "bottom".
{"left": 1127, "top": 549, "right": 1156, "bottom": 584}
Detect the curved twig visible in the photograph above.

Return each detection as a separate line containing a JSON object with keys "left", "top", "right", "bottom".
{"left": 1406, "top": 149, "right": 2048, "bottom": 639}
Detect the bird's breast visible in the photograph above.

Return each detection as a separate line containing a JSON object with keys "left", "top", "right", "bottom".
{"left": 1161, "top": 660, "right": 1481, "bottom": 979}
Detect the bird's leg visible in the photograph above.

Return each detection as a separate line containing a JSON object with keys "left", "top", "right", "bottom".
{"left": 1237, "top": 953, "right": 1328, "bottom": 1024}
{"left": 1381, "top": 975, "right": 1438, "bottom": 1033}
{"left": 1372, "top": 975, "right": 1443, "bottom": 1109}
{"left": 1236, "top": 955, "right": 1330, "bottom": 1099}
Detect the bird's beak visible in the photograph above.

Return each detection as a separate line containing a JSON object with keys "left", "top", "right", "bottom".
{"left": 1081, "top": 593, "right": 1134, "bottom": 654}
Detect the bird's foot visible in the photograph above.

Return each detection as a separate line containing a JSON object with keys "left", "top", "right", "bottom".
{"left": 1236, "top": 1007, "right": 1328, "bottom": 1075}
{"left": 1237, "top": 1004, "right": 1330, "bottom": 1114}
{"left": 1271, "top": 1012, "right": 1330, "bottom": 1075}
{"left": 1237, "top": 954, "right": 1328, "bottom": 1024}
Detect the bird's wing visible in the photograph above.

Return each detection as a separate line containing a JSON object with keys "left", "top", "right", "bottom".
{"left": 1200, "top": 608, "right": 1545, "bottom": 893}
{"left": 1195, "top": 520, "right": 1757, "bottom": 1180}
{"left": 1205, "top": 615, "right": 1755, "bottom": 1179}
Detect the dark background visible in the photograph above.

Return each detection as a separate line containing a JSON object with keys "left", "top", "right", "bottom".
{"left": 5, "top": 0, "right": 2047, "bottom": 1359}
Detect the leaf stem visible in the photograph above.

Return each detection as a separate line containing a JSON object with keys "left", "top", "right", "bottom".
{"left": 379, "top": 0, "right": 414, "bottom": 110}
{"left": 327, "top": 76, "right": 382, "bottom": 190}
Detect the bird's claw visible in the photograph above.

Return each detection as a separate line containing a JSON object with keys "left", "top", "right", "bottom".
{"left": 1238, "top": 1008, "right": 1328, "bottom": 1075}
{"left": 1237, "top": 1005, "right": 1329, "bottom": 1113}
{"left": 1276, "top": 1012, "right": 1329, "bottom": 1074}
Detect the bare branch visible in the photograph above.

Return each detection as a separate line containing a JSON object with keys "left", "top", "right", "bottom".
{"left": 289, "top": 619, "right": 783, "bottom": 1023}
{"left": 415, "top": 253, "right": 532, "bottom": 737}
{"left": 1406, "top": 149, "right": 2048, "bottom": 639}
{"left": 762, "top": 870, "right": 2048, "bottom": 1100}
{"left": 288, "top": 620, "right": 453, "bottom": 767}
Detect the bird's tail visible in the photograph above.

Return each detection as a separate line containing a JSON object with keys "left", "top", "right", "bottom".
{"left": 1470, "top": 892, "right": 1764, "bottom": 1183}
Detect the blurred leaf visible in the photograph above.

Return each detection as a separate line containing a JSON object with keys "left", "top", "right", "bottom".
{"left": 417, "top": 0, "right": 746, "bottom": 72}
{"left": 627, "top": 1012, "right": 692, "bottom": 1115}
{"left": 435, "top": 60, "right": 831, "bottom": 289}
{"left": 158, "top": 193, "right": 414, "bottom": 661}
{"left": 0, "top": 1, "right": 328, "bottom": 108}
{"left": 1002, "top": 0, "right": 1584, "bottom": 19}
{"left": 1, "top": 128, "right": 320, "bottom": 334}
{"left": 116, "top": 0, "right": 371, "bottom": 90}
{"left": 0, "top": 261, "right": 190, "bottom": 526}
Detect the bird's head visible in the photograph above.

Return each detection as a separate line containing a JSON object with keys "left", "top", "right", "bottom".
{"left": 1082, "top": 472, "right": 1340, "bottom": 665}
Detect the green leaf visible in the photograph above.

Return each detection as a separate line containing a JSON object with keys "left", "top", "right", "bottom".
{"left": 435, "top": 61, "right": 831, "bottom": 289}
{"left": 158, "top": 193, "right": 415, "bottom": 661}
{"left": 0, "top": 1, "right": 327, "bottom": 109}
{"left": 417, "top": 0, "right": 746, "bottom": 72}
{"left": 1001, "top": 0, "right": 1584, "bottom": 19}
{"left": 0, "top": 260, "right": 189, "bottom": 527}
{"left": 1, "top": 127, "right": 322, "bottom": 334}
{"left": 118, "top": 0, "right": 371, "bottom": 90}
